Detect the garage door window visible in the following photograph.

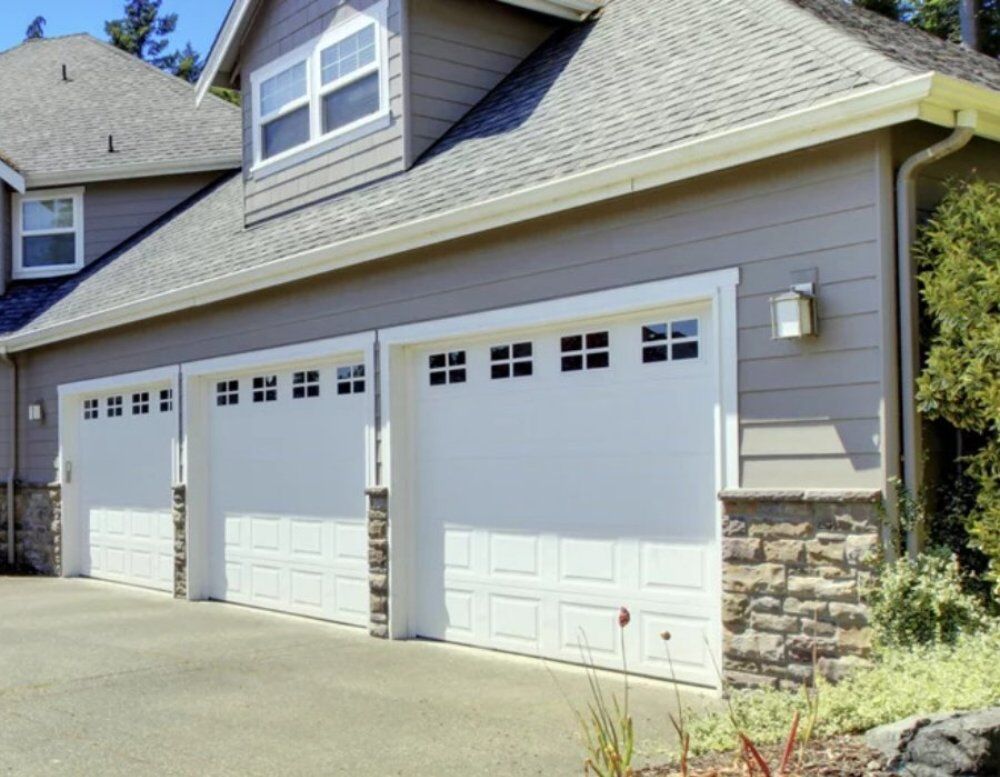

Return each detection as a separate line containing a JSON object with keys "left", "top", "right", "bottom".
{"left": 293, "top": 370, "right": 320, "bottom": 399}
{"left": 642, "top": 318, "right": 700, "bottom": 363}
{"left": 429, "top": 351, "right": 466, "bottom": 386}
{"left": 253, "top": 376, "right": 278, "bottom": 403}
{"left": 217, "top": 380, "right": 240, "bottom": 406}
{"left": 490, "top": 342, "right": 533, "bottom": 379}
{"left": 83, "top": 399, "right": 99, "bottom": 420}
{"left": 132, "top": 392, "right": 150, "bottom": 415}
{"left": 159, "top": 389, "right": 174, "bottom": 412}
{"left": 561, "top": 331, "right": 609, "bottom": 372}
{"left": 107, "top": 395, "right": 123, "bottom": 417}
{"left": 337, "top": 364, "right": 366, "bottom": 395}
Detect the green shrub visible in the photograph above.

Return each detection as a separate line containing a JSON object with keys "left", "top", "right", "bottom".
{"left": 866, "top": 547, "right": 988, "bottom": 648}
{"left": 683, "top": 628, "right": 1000, "bottom": 756}
{"left": 916, "top": 178, "right": 1000, "bottom": 593}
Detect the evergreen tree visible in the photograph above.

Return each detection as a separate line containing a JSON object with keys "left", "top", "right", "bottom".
{"left": 24, "top": 16, "right": 46, "bottom": 40}
{"left": 854, "top": 0, "right": 1000, "bottom": 57}
{"left": 105, "top": 0, "right": 179, "bottom": 70}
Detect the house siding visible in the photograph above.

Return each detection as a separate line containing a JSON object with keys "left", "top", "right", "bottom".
{"left": 18, "top": 134, "right": 888, "bottom": 489}
{"left": 241, "top": 0, "right": 406, "bottom": 224}
{"left": 407, "top": 0, "right": 556, "bottom": 163}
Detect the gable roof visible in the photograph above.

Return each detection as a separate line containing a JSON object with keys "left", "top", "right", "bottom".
{"left": 195, "top": 0, "right": 603, "bottom": 104}
{"left": 0, "top": 34, "right": 241, "bottom": 187}
{"left": 4, "top": 0, "right": 1000, "bottom": 349}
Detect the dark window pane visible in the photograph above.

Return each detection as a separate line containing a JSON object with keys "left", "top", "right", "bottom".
{"left": 429, "top": 371, "right": 447, "bottom": 386}
{"left": 353, "top": 380, "right": 365, "bottom": 393}
{"left": 491, "top": 345, "right": 510, "bottom": 362}
{"left": 429, "top": 354, "right": 446, "bottom": 369}
{"left": 307, "top": 385, "right": 320, "bottom": 397}
{"left": 562, "top": 355, "right": 583, "bottom": 372}
{"left": 322, "top": 72, "right": 379, "bottom": 134}
{"left": 587, "top": 351, "right": 610, "bottom": 369}
{"left": 449, "top": 351, "right": 466, "bottom": 366}
{"left": 512, "top": 342, "right": 533, "bottom": 359}
{"left": 293, "top": 386, "right": 305, "bottom": 398}
{"left": 491, "top": 364, "right": 510, "bottom": 380}
{"left": 353, "top": 365, "right": 365, "bottom": 377}
{"left": 449, "top": 369, "right": 466, "bottom": 384}
{"left": 262, "top": 105, "right": 309, "bottom": 159}
{"left": 672, "top": 319, "right": 699, "bottom": 339}
{"left": 586, "top": 331, "right": 609, "bottom": 349}
{"left": 513, "top": 361, "right": 533, "bottom": 377}
{"left": 337, "top": 367, "right": 352, "bottom": 381}
{"left": 561, "top": 335, "right": 582, "bottom": 352}
{"left": 306, "top": 371, "right": 319, "bottom": 383}
{"left": 22, "top": 234, "right": 76, "bottom": 267}
{"left": 643, "top": 345, "right": 668, "bottom": 363}
{"left": 642, "top": 324, "right": 667, "bottom": 342}
{"left": 338, "top": 382, "right": 351, "bottom": 395}
{"left": 672, "top": 342, "right": 699, "bottom": 360}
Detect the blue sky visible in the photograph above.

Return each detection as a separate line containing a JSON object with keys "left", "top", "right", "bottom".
{"left": 0, "top": 1, "right": 231, "bottom": 60}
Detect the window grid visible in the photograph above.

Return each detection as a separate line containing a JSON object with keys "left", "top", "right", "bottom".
{"left": 159, "top": 389, "right": 174, "bottom": 413}
{"left": 14, "top": 189, "right": 84, "bottom": 279}
{"left": 293, "top": 371, "right": 321, "bottom": 399}
{"left": 337, "top": 364, "right": 366, "bottom": 395}
{"left": 132, "top": 391, "right": 150, "bottom": 415}
{"left": 490, "top": 342, "right": 533, "bottom": 380}
{"left": 642, "top": 318, "right": 700, "bottom": 363}
{"left": 429, "top": 351, "right": 466, "bottom": 386}
{"left": 106, "top": 395, "right": 123, "bottom": 417}
{"left": 216, "top": 380, "right": 239, "bottom": 407}
{"left": 561, "top": 331, "right": 610, "bottom": 372}
{"left": 253, "top": 375, "right": 279, "bottom": 403}
{"left": 83, "top": 399, "right": 99, "bottom": 420}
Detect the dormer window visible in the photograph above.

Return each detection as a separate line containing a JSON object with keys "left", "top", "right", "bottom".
{"left": 250, "top": 1, "right": 389, "bottom": 174}
{"left": 12, "top": 188, "right": 84, "bottom": 279}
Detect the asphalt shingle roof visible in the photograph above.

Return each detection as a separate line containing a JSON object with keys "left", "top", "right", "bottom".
{"left": 5, "top": 0, "right": 1000, "bottom": 339}
{"left": 0, "top": 34, "right": 240, "bottom": 179}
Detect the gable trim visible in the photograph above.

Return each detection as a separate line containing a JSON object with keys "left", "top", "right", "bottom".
{"left": 25, "top": 157, "right": 243, "bottom": 189}
{"left": 0, "top": 156, "right": 25, "bottom": 193}
{"left": 5, "top": 71, "right": 1000, "bottom": 353}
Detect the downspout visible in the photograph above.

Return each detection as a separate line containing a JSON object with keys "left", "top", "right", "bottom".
{"left": 0, "top": 345, "right": 16, "bottom": 567}
{"left": 895, "top": 109, "right": 978, "bottom": 554}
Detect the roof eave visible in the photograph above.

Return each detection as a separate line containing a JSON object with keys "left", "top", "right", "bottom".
{"left": 0, "top": 155, "right": 26, "bottom": 193}
{"left": 23, "top": 156, "right": 244, "bottom": 189}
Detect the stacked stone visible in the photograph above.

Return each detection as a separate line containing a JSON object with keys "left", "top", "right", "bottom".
{"left": 720, "top": 489, "right": 881, "bottom": 690}
{"left": 367, "top": 486, "right": 389, "bottom": 638}
{"left": 0, "top": 483, "right": 61, "bottom": 575}
{"left": 172, "top": 484, "right": 187, "bottom": 599}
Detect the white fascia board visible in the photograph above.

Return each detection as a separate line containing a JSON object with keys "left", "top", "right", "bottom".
{"left": 0, "top": 157, "right": 25, "bottom": 193}
{"left": 196, "top": 0, "right": 255, "bottom": 105}
{"left": 7, "top": 72, "right": 1000, "bottom": 354}
{"left": 499, "top": 0, "right": 602, "bottom": 21}
{"left": 26, "top": 157, "right": 243, "bottom": 188}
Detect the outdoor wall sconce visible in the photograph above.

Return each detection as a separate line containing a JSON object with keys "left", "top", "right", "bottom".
{"left": 27, "top": 401, "right": 44, "bottom": 422}
{"left": 770, "top": 283, "right": 818, "bottom": 340}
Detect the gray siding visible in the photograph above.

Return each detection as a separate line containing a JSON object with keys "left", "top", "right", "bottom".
{"left": 241, "top": 0, "right": 406, "bottom": 224}
{"left": 82, "top": 173, "right": 221, "bottom": 265}
{"left": 0, "top": 183, "right": 9, "bottom": 293}
{"left": 408, "top": 0, "right": 556, "bottom": 161}
{"left": 19, "top": 134, "right": 888, "bottom": 488}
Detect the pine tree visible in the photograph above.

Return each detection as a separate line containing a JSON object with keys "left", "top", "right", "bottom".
{"left": 24, "top": 16, "right": 46, "bottom": 40}
{"left": 105, "top": 0, "right": 179, "bottom": 70}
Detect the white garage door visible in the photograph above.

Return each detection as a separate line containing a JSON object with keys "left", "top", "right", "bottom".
{"left": 77, "top": 381, "right": 176, "bottom": 591}
{"left": 206, "top": 358, "right": 369, "bottom": 625}
{"left": 413, "top": 305, "right": 720, "bottom": 685}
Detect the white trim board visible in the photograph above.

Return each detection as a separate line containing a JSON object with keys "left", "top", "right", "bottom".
{"left": 58, "top": 365, "right": 179, "bottom": 398}
{"left": 0, "top": 156, "right": 25, "bottom": 193}
{"left": 5, "top": 73, "right": 999, "bottom": 353}
{"left": 24, "top": 158, "right": 242, "bottom": 189}
{"left": 182, "top": 332, "right": 376, "bottom": 378}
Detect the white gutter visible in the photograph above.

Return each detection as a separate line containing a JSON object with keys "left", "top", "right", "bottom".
{"left": 3, "top": 73, "right": 999, "bottom": 354}
{"left": 0, "top": 347, "right": 16, "bottom": 567}
{"left": 895, "top": 108, "right": 979, "bottom": 554}
{"left": 0, "top": 157, "right": 25, "bottom": 194}
{"left": 25, "top": 157, "right": 243, "bottom": 189}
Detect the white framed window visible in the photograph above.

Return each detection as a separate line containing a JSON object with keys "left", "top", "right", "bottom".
{"left": 83, "top": 399, "right": 99, "bottom": 420}
{"left": 12, "top": 187, "right": 85, "bottom": 279}
{"left": 561, "top": 331, "right": 610, "bottom": 372}
{"left": 292, "top": 370, "right": 321, "bottom": 399}
{"left": 641, "top": 318, "right": 700, "bottom": 363}
{"left": 131, "top": 391, "right": 150, "bottom": 415}
{"left": 337, "top": 364, "right": 366, "bottom": 395}
{"left": 253, "top": 375, "right": 278, "bottom": 403}
{"left": 490, "top": 342, "right": 533, "bottom": 380}
{"left": 428, "top": 351, "right": 466, "bottom": 386}
{"left": 249, "top": 1, "right": 390, "bottom": 173}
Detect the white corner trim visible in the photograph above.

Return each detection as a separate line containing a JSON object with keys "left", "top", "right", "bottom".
{"left": 58, "top": 365, "right": 179, "bottom": 398}
{"left": 25, "top": 157, "right": 242, "bottom": 189}
{"left": 379, "top": 268, "right": 740, "bottom": 346}
{"left": 4, "top": 72, "right": 1000, "bottom": 353}
{"left": 181, "top": 332, "right": 375, "bottom": 378}
{"left": 0, "top": 157, "right": 25, "bottom": 193}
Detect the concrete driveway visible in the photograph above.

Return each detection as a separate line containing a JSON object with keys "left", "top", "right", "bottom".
{"left": 0, "top": 577, "right": 714, "bottom": 776}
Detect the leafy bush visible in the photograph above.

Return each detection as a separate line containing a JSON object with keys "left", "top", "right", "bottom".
{"left": 866, "top": 547, "right": 988, "bottom": 648}
{"left": 683, "top": 628, "right": 1000, "bottom": 756}
{"left": 915, "top": 178, "right": 1000, "bottom": 593}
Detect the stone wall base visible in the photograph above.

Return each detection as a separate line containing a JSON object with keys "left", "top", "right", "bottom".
{"left": 0, "top": 482, "right": 62, "bottom": 576}
{"left": 172, "top": 484, "right": 187, "bottom": 599}
{"left": 367, "top": 486, "right": 389, "bottom": 638}
{"left": 720, "top": 489, "right": 881, "bottom": 690}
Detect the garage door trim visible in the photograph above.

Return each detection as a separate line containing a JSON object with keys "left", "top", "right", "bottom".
{"left": 377, "top": 269, "right": 740, "bottom": 674}
{"left": 57, "top": 365, "right": 181, "bottom": 581}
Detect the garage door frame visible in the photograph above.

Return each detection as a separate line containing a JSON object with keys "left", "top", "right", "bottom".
{"left": 57, "top": 365, "right": 182, "bottom": 582}
{"left": 181, "top": 332, "right": 377, "bottom": 602}
{"left": 378, "top": 269, "right": 740, "bottom": 677}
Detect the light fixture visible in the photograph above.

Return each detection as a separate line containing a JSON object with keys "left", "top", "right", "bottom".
{"left": 770, "top": 283, "right": 818, "bottom": 340}
{"left": 27, "top": 401, "right": 44, "bottom": 422}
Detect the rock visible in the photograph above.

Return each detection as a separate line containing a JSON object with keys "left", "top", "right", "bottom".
{"left": 723, "top": 537, "right": 763, "bottom": 561}
{"left": 725, "top": 564, "right": 786, "bottom": 594}
{"left": 865, "top": 707, "right": 1000, "bottom": 776}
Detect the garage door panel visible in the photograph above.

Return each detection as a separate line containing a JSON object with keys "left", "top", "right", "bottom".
{"left": 415, "top": 306, "right": 720, "bottom": 684}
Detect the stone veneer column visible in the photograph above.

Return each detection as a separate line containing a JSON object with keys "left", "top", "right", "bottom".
{"left": 367, "top": 486, "right": 389, "bottom": 638}
{"left": 719, "top": 489, "right": 882, "bottom": 689}
{"left": 0, "top": 483, "right": 62, "bottom": 575}
{"left": 172, "top": 484, "right": 187, "bottom": 599}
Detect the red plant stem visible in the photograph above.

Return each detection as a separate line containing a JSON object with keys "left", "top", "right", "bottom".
{"left": 740, "top": 734, "right": 772, "bottom": 777}
{"left": 778, "top": 711, "right": 801, "bottom": 775}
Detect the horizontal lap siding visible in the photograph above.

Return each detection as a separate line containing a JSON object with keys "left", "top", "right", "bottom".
{"left": 408, "top": 0, "right": 557, "bottom": 161}
{"left": 242, "top": 0, "right": 406, "bottom": 224}
{"left": 19, "top": 135, "right": 886, "bottom": 490}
